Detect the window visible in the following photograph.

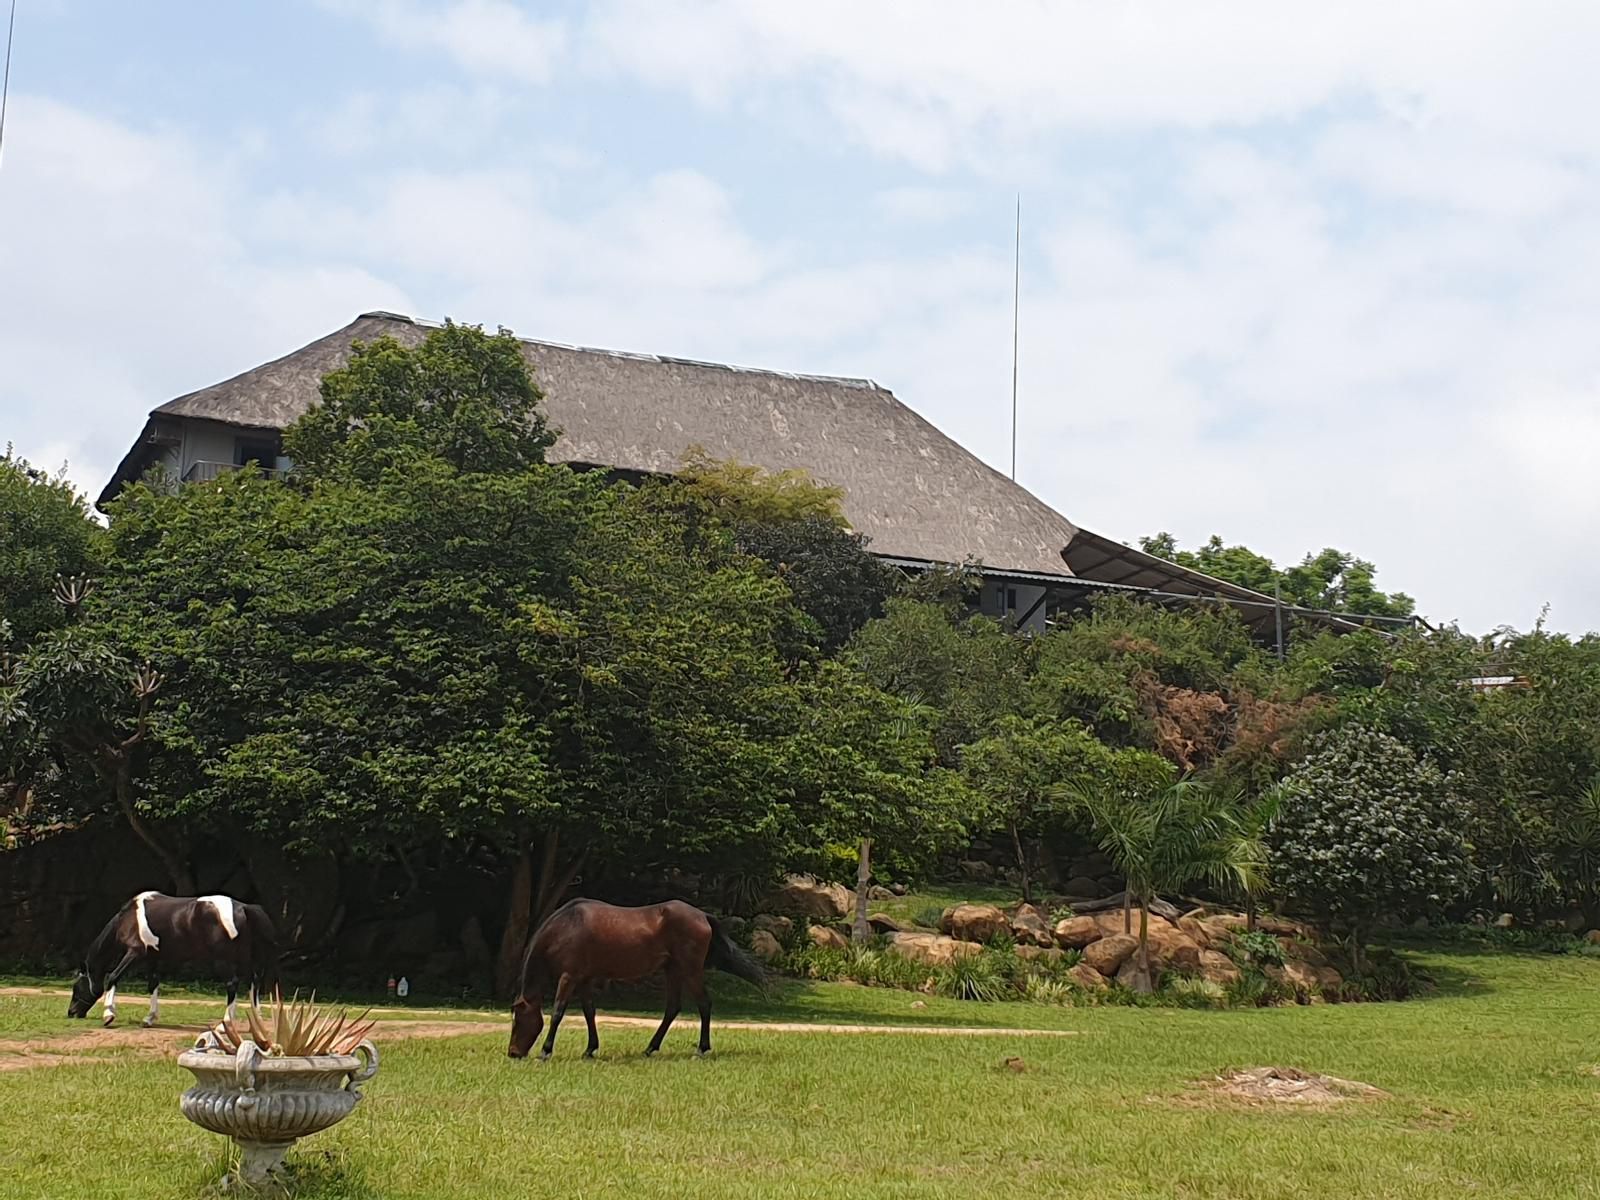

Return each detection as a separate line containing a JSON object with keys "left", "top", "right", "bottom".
{"left": 234, "top": 439, "right": 278, "bottom": 469}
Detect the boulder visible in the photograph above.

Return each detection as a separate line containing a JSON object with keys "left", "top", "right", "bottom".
{"left": 941, "top": 903, "right": 1011, "bottom": 944}
{"left": 958, "top": 860, "right": 996, "bottom": 883}
{"left": 887, "top": 931, "right": 981, "bottom": 968}
{"left": 1280, "top": 938, "right": 1329, "bottom": 968}
{"left": 1094, "top": 909, "right": 1172, "bottom": 941}
{"left": 867, "top": 912, "right": 904, "bottom": 935}
{"left": 1062, "top": 876, "right": 1108, "bottom": 899}
{"left": 1016, "top": 945, "right": 1066, "bottom": 966}
{"left": 1197, "top": 949, "right": 1241, "bottom": 986}
{"left": 1254, "top": 915, "right": 1311, "bottom": 938}
{"left": 1114, "top": 958, "right": 1153, "bottom": 989}
{"left": 1066, "top": 962, "right": 1110, "bottom": 992}
{"left": 721, "top": 915, "right": 748, "bottom": 939}
{"left": 1009, "top": 903, "right": 1055, "bottom": 947}
{"left": 752, "top": 913, "right": 794, "bottom": 941}
{"left": 1314, "top": 965, "right": 1344, "bottom": 998}
{"left": 1586, "top": 930, "right": 1600, "bottom": 946}
{"left": 868, "top": 884, "right": 895, "bottom": 901}
{"left": 889, "top": 882, "right": 908, "bottom": 896}
{"left": 1202, "top": 914, "right": 1248, "bottom": 944}
{"left": 1268, "top": 960, "right": 1324, "bottom": 1000}
{"left": 1176, "top": 916, "right": 1212, "bottom": 948}
{"left": 765, "top": 875, "right": 851, "bottom": 921}
{"left": 1144, "top": 927, "right": 1203, "bottom": 973}
{"left": 1054, "top": 916, "right": 1103, "bottom": 949}
{"left": 808, "top": 924, "right": 848, "bottom": 951}
{"left": 749, "top": 929, "right": 783, "bottom": 963}
{"left": 1081, "top": 933, "right": 1138, "bottom": 976}
{"left": 1493, "top": 912, "right": 1516, "bottom": 929}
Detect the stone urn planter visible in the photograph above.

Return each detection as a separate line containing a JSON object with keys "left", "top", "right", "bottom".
{"left": 178, "top": 1031, "right": 379, "bottom": 1187}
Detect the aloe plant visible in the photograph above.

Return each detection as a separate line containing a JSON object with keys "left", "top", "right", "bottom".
{"left": 212, "top": 987, "right": 375, "bottom": 1057}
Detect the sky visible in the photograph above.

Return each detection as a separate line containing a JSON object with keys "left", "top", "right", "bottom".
{"left": 2, "top": 1, "right": 1598, "bottom": 634}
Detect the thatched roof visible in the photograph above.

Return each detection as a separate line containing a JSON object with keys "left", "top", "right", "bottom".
{"left": 103, "top": 312, "right": 1084, "bottom": 577}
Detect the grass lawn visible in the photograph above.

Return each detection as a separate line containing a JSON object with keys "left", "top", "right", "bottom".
{"left": 2, "top": 945, "right": 1597, "bottom": 1199}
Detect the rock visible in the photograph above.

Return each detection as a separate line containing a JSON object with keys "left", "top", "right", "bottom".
{"left": 1560, "top": 910, "right": 1589, "bottom": 932}
{"left": 1253, "top": 915, "right": 1309, "bottom": 938}
{"left": 941, "top": 903, "right": 1011, "bottom": 944}
{"left": 1268, "top": 961, "right": 1324, "bottom": 1001}
{"left": 1016, "top": 945, "right": 1066, "bottom": 965}
{"left": 1114, "top": 958, "right": 1151, "bottom": 989}
{"left": 1176, "top": 916, "right": 1212, "bottom": 948}
{"left": 867, "top": 912, "right": 903, "bottom": 935}
{"left": 1493, "top": 912, "right": 1516, "bottom": 929}
{"left": 910, "top": 999, "right": 927, "bottom": 1009}
{"left": 1062, "top": 875, "right": 1108, "bottom": 899}
{"left": 1081, "top": 933, "right": 1139, "bottom": 976}
{"left": 887, "top": 931, "right": 981, "bottom": 968}
{"left": 1280, "top": 938, "right": 1329, "bottom": 968}
{"left": 765, "top": 875, "right": 852, "bottom": 921}
{"left": 1054, "top": 916, "right": 1103, "bottom": 949}
{"left": 808, "top": 924, "right": 848, "bottom": 950}
{"left": 1094, "top": 909, "right": 1172, "bottom": 941}
{"left": 958, "top": 859, "right": 996, "bottom": 883}
{"left": 749, "top": 929, "right": 783, "bottom": 962}
{"left": 1069, "top": 854, "right": 1114, "bottom": 879}
{"left": 1067, "top": 962, "right": 1110, "bottom": 991}
{"left": 1313, "top": 965, "right": 1344, "bottom": 998}
{"left": 721, "top": 915, "right": 749, "bottom": 940}
{"left": 1003, "top": 1056, "right": 1027, "bottom": 1073}
{"left": 1144, "top": 926, "right": 1202, "bottom": 973}
{"left": 1202, "top": 914, "right": 1248, "bottom": 944}
{"left": 868, "top": 884, "right": 895, "bottom": 901}
{"left": 1197, "top": 949, "right": 1241, "bottom": 986}
{"left": 752, "top": 913, "right": 794, "bottom": 941}
{"left": 889, "top": 882, "right": 908, "bottom": 896}
{"left": 1009, "top": 903, "right": 1055, "bottom": 947}
{"left": 1585, "top": 930, "right": 1600, "bottom": 946}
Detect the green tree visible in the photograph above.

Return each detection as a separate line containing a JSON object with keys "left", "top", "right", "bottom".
{"left": 0, "top": 449, "right": 103, "bottom": 645}
{"left": 1140, "top": 533, "right": 1414, "bottom": 618}
{"left": 959, "top": 716, "right": 1118, "bottom": 902}
{"left": 1062, "top": 765, "right": 1265, "bottom": 992}
{"left": 1271, "top": 725, "right": 1473, "bottom": 967}
{"left": 283, "top": 321, "right": 555, "bottom": 480}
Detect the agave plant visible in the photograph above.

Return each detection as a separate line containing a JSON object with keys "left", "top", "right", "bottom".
{"left": 211, "top": 987, "right": 375, "bottom": 1057}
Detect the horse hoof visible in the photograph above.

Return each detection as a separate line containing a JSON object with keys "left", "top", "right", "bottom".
{"left": 141, "top": 1019, "right": 156, "bottom": 1029}
{"left": 102, "top": 1016, "right": 115, "bottom": 1028}
{"left": 538, "top": 1052, "right": 552, "bottom": 1063}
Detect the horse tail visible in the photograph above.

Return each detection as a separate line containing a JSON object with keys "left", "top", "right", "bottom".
{"left": 704, "top": 916, "right": 767, "bottom": 991}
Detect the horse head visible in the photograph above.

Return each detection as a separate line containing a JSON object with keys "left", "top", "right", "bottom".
{"left": 66, "top": 967, "right": 98, "bottom": 1019}
{"left": 506, "top": 996, "right": 545, "bottom": 1059}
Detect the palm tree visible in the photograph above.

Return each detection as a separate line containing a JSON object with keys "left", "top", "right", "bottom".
{"left": 1062, "top": 774, "right": 1268, "bottom": 993}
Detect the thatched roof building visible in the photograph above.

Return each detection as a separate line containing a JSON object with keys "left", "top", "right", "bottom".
{"left": 100, "top": 311, "right": 1369, "bottom": 637}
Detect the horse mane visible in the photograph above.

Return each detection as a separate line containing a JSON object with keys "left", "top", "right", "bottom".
{"left": 517, "top": 897, "right": 587, "bottom": 998}
{"left": 82, "top": 902, "right": 132, "bottom": 980}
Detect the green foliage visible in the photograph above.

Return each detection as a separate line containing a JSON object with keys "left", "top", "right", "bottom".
{"left": 676, "top": 447, "right": 847, "bottom": 526}
{"left": 730, "top": 516, "right": 897, "bottom": 656}
{"left": 1139, "top": 532, "right": 1415, "bottom": 618}
{"left": 0, "top": 449, "right": 103, "bottom": 645}
{"left": 933, "top": 952, "right": 1013, "bottom": 1002}
{"left": 910, "top": 904, "right": 945, "bottom": 930}
{"left": 283, "top": 322, "right": 556, "bottom": 481}
{"left": 1271, "top": 726, "right": 1474, "bottom": 942}
{"left": 1160, "top": 976, "right": 1227, "bottom": 1009}
{"left": 1337, "top": 946, "right": 1426, "bottom": 1002}
{"left": 1231, "top": 930, "right": 1285, "bottom": 967}
{"left": 1223, "top": 966, "right": 1291, "bottom": 1008}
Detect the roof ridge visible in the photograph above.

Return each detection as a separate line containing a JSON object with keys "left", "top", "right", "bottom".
{"left": 356, "top": 311, "right": 882, "bottom": 391}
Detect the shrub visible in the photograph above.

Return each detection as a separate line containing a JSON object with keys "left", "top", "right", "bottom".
{"left": 1337, "top": 946, "right": 1427, "bottom": 1002}
{"left": 1231, "top": 930, "right": 1285, "bottom": 967}
{"left": 934, "top": 953, "right": 1014, "bottom": 1002}
{"left": 1224, "top": 966, "right": 1291, "bottom": 1008}
{"left": 1162, "top": 977, "right": 1227, "bottom": 1010}
{"left": 1271, "top": 725, "right": 1473, "bottom": 966}
{"left": 1049, "top": 904, "right": 1076, "bottom": 926}
{"left": 1022, "top": 976, "right": 1075, "bottom": 1006}
{"left": 911, "top": 904, "right": 945, "bottom": 930}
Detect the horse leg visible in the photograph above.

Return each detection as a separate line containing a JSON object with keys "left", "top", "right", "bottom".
{"left": 142, "top": 969, "right": 161, "bottom": 1028}
{"left": 645, "top": 978, "right": 682, "bottom": 1057}
{"left": 689, "top": 973, "right": 713, "bottom": 1057}
{"left": 226, "top": 977, "right": 239, "bottom": 1025}
{"left": 581, "top": 989, "right": 600, "bottom": 1059}
{"left": 540, "top": 973, "right": 575, "bottom": 1061}
{"left": 101, "top": 948, "right": 142, "bottom": 1027}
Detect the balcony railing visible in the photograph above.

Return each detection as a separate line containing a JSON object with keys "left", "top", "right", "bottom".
{"left": 181, "top": 460, "right": 287, "bottom": 484}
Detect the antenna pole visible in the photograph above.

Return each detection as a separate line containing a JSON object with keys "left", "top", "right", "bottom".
{"left": 0, "top": 0, "right": 16, "bottom": 171}
{"left": 1010, "top": 193, "right": 1020, "bottom": 481}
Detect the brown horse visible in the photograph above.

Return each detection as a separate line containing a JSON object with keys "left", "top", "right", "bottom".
{"left": 67, "top": 891, "right": 278, "bottom": 1028}
{"left": 507, "top": 898, "right": 765, "bottom": 1060}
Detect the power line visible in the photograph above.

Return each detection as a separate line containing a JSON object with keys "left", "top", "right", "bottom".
{"left": 0, "top": 0, "right": 15, "bottom": 172}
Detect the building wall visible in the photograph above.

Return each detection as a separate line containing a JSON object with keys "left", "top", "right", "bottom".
{"left": 173, "top": 419, "right": 287, "bottom": 481}
{"left": 979, "top": 579, "right": 1048, "bottom": 633}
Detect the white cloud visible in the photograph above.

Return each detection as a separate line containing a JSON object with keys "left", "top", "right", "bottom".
{"left": 319, "top": 0, "right": 569, "bottom": 85}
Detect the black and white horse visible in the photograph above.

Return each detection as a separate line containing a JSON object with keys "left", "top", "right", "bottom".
{"left": 67, "top": 891, "right": 278, "bottom": 1027}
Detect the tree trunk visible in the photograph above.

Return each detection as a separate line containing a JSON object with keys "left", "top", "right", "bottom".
{"left": 1135, "top": 900, "right": 1154, "bottom": 994}
{"left": 852, "top": 837, "right": 873, "bottom": 944}
{"left": 109, "top": 754, "right": 194, "bottom": 894}
{"left": 1009, "top": 821, "right": 1031, "bottom": 904}
{"left": 1246, "top": 893, "right": 1257, "bottom": 932}
{"left": 1348, "top": 927, "right": 1368, "bottom": 976}
{"left": 1123, "top": 889, "right": 1132, "bottom": 935}
{"left": 494, "top": 846, "right": 535, "bottom": 1001}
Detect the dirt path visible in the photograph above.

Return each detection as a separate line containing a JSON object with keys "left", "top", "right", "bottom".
{"left": 1, "top": 987, "right": 1079, "bottom": 1071}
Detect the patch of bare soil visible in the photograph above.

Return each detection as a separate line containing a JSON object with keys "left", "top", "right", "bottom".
{"left": 1200, "top": 1066, "right": 1389, "bottom": 1105}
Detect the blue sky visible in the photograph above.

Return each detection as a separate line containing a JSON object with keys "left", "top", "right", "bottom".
{"left": 4, "top": 1, "right": 1599, "bottom": 633}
